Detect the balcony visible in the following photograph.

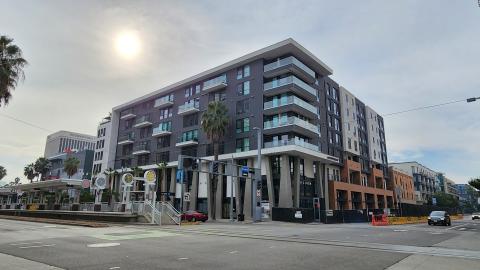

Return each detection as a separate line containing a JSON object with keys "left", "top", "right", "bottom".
{"left": 178, "top": 102, "right": 200, "bottom": 115}
{"left": 133, "top": 115, "right": 152, "bottom": 128}
{"left": 152, "top": 125, "right": 172, "bottom": 137}
{"left": 264, "top": 56, "right": 316, "bottom": 83}
{"left": 264, "top": 137, "right": 319, "bottom": 152}
{"left": 264, "top": 95, "right": 317, "bottom": 118}
{"left": 263, "top": 76, "right": 317, "bottom": 101}
{"left": 264, "top": 116, "right": 319, "bottom": 137}
{"left": 175, "top": 137, "right": 198, "bottom": 147}
{"left": 132, "top": 144, "right": 150, "bottom": 155}
{"left": 202, "top": 74, "right": 227, "bottom": 93}
{"left": 117, "top": 133, "right": 135, "bottom": 145}
{"left": 120, "top": 108, "right": 136, "bottom": 120}
{"left": 154, "top": 96, "right": 174, "bottom": 108}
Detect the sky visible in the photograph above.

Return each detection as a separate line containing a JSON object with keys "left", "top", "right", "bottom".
{"left": 0, "top": 0, "right": 479, "bottom": 185}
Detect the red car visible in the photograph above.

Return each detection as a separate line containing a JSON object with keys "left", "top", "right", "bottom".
{"left": 181, "top": 211, "right": 208, "bottom": 222}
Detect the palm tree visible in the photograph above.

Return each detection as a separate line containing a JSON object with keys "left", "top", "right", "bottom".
{"left": 0, "top": 35, "right": 28, "bottom": 107}
{"left": 0, "top": 166, "right": 6, "bottom": 181}
{"left": 34, "top": 157, "right": 51, "bottom": 181}
{"left": 64, "top": 157, "right": 80, "bottom": 179}
{"left": 201, "top": 101, "right": 229, "bottom": 220}
{"left": 24, "top": 163, "right": 37, "bottom": 183}
{"left": 103, "top": 168, "right": 116, "bottom": 204}
{"left": 130, "top": 166, "right": 144, "bottom": 201}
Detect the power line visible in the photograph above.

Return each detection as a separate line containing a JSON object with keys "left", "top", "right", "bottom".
{"left": 382, "top": 98, "right": 477, "bottom": 117}
{"left": 0, "top": 113, "right": 54, "bottom": 133}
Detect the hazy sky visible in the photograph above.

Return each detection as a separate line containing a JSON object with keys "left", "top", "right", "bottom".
{"left": 1, "top": 0, "right": 479, "bottom": 185}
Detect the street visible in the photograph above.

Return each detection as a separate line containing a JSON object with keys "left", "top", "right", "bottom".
{"left": 0, "top": 217, "right": 479, "bottom": 270}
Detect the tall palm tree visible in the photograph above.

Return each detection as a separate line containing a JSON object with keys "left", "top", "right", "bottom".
{"left": 0, "top": 35, "right": 28, "bottom": 107}
{"left": 24, "top": 163, "right": 37, "bottom": 183}
{"left": 103, "top": 168, "right": 116, "bottom": 204}
{"left": 201, "top": 101, "right": 229, "bottom": 220}
{"left": 0, "top": 165, "right": 6, "bottom": 181}
{"left": 34, "top": 157, "right": 51, "bottom": 181}
{"left": 64, "top": 157, "right": 80, "bottom": 179}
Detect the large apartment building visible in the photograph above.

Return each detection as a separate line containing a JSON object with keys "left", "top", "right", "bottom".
{"left": 92, "top": 116, "right": 114, "bottom": 176}
{"left": 44, "top": 131, "right": 96, "bottom": 159}
{"left": 108, "top": 39, "right": 393, "bottom": 218}
{"left": 390, "top": 162, "right": 438, "bottom": 204}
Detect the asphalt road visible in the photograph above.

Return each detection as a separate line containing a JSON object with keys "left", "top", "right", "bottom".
{"left": 0, "top": 216, "right": 479, "bottom": 270}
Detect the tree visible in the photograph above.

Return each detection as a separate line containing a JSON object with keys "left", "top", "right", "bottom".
{"left": 0, "top": 166, "right": 6, "bottom": 181}
{"left": 103, "top": 168, "right": 116, "bottom": 203}
{"left": 201, "top": 101, "right": 229, "bottom": 220}
{"left": 24, "top": 163, "right": 37, "bottom": 183}
{"left": 433, "top": 192, "right": 459, "bottom": 208}
{"left": 34, "top": 157, "right": 51, "bottom": 181}
{"left": 64, "top": 157, "right": 80, "bottom": 179}
{"left": 0, "top": 35, "right": 28, "bottom": 107}
{"left": 468, "top": 177, "right": 480, "bottom": 191}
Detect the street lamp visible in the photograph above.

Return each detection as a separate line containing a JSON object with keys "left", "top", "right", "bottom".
{"left": 252, "top": 127, "right": 262, "bottom": 222}
{"left": 467, "top": 97, "right": 479, "bottom": 103}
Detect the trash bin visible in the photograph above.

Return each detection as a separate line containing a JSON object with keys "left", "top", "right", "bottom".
{"left": 237, "top": 214, "right": 245, "bottom": 221}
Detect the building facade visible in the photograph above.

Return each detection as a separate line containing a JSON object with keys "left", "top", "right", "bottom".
{"left": 46, "top": 150, "right": 94, "bottom": 180}
{"left": 390, "top": 162, "right": 437, "bottom": 204}
{"left": 109, "top": 39, "right": 392, "bottom": 218}
{"left": 44, "top": 131, "right": 96, "bottom": 159}
{"left": 92, "top": 116, "right": 113, "bottom": 176}
{"left": 388, "top": 166, "right": 416, "bottom": 206}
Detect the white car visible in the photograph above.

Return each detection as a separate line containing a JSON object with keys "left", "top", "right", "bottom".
{"left": 472, "top": 213, "right": 480, "bottom": 220}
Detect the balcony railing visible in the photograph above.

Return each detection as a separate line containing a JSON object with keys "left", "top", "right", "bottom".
{"left": 264, "top": 96, "right": 317, "bottom": 115}
{"left": 203, "top": 74, "right": 227, "bottom": 92}
{"left": 175, "top": 137, "right": 198, "bottom": 147}
{"left": 264, "top": 116, "right": 319, "bottom": 134}
{"left": 152, "top": 124, "right": 172, "bottom": 137}
{"left": 178, "top": 102, "right": 200, "bottom": 115}
{"left": 133, "top": 144, "right": 150, "bottom": 155}
{"left": 263, "top": 75, "right": 317, "bottom": 98}
{"left": 117, "top": 133, "right": 135, "bottom": 145}
{"left": 154, "top": 96, "right": 174, "bottom": 108}
{"left": 264, "top": 56, "right": 315, "bottom": 78}
{"left": 134, "top": 115, "right": 152, "bottom": 128}
{"left": 120, "top": 108, "right": 136, "bottom": 119}
{"left": 264, "top": 138, "right": 319, "bottom": 151}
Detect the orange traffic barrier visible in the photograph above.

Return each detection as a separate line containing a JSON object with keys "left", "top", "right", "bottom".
{"left": 371, "top": 214, "right": 389, "bottom": 226}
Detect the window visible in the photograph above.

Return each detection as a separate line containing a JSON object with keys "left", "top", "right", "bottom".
{"left": 157, "top": 121, "right": 172, "bottom": 132}
{"left": 184, "top": 87, "right": 194, "bottom": 98}
{"left": 236, "top": 64, "right": 250, "bottom": 79}
{"left": 125, "top": 119, "right": 133, "bottom": 129}
{"left": 137, "top": 154, "right": 150, "bottom": 166}
{"left": 183, "top": 113, "right": 199, "bottom": 128}
{"left": 237, "top": 80, "right": 250, "bottom": 96}
{"left": 195, "top": 84, "right": 201, "bottom": 94}
{"left": 159, "top": 108, "right": 173, "bottom": 119}
{"left": 354, "top": 141, "right": 358, "bottom": 151}
{"left": 139, "top": 126, "right": 151, "bottom": 139}
{"left": 122, "top": 144, "right": 133, "bottom": 156}
{"left": 156, "top": 151, "right": 169, "bottom": 163}
{"left": 209, "top": 91, "right": 226, "bottom": 102}
{"left": 348, "top": 138, "right": 352, "bottom": 149}
{"left": 236, "top": 99, "right": 249, "bottom": 114}
{"left": 236, "top": 137, "right": 250, "bottom": 152}
{"left": 236, "top": 118, "right": 250, "bottom": 133}
{"left": 157, "top": 136, "right": 171, "bottom": 148}
{"left": 181, "top": 130, "right": 198, "bottom": 142}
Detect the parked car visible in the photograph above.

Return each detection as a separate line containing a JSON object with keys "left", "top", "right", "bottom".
{"left": 472, "top": 213, "right": 480, "bottom": 220}
{"left": 428, "top": 211, "right": 451, "bottom": 226}
{"left": 181, "top": 211, "right": 208, "bottom": 222}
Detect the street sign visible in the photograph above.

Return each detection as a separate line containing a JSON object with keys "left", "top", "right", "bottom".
{"left": 144, "top": 170, "right": 156, "bottom": 185}
{"left": 95, "top": 177, "right": 107, "bottom": 189}
{"left": 82, "top": 179, "right": 90, "bottom": 189}
{"left": 256, "top": 189, "right": 261, "bottom": 197}
{"left": 241, "top": 166, "right": 249, "bottom": 176}
{"left": 122, "top": 173, "right": 134, "bottom": 186}
{"left": 326, "top": 210, "right": 334, "bottom": 217}
{"left": 176, "top": 169, "right": 184, "bottom": 183}
{"left": 294, "top": 211, "right": 303, "bottom": 219}
{"left": 432, "top": 197, "right": 437, "bottom": 205}
{"left": 184, "top": 192, "right": 190, "bottom": 202}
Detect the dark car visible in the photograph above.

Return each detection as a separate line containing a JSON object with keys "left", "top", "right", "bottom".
{"left": 181, "top": 211, "right": 208, "bottom": 222}
{"left": 428, "top": 211, "right": 451, "bottom": 226}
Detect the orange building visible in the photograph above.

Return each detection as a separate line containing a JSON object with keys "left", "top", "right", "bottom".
{"left": 389, "top": 166, "right": 416, "bottom": 205}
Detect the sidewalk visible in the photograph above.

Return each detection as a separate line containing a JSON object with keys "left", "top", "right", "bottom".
{"left": 0, "top": 215, "right": 109, "bottom": 227}
{"left": 0, "top": 253, "right": 63, "bottom": 270}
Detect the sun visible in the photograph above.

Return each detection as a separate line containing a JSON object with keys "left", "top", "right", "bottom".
{"left": 115, "top": 31, "right": 141, "bottom": 59}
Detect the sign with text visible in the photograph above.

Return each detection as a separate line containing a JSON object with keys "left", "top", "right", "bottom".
{"left": 144, "top": 170, "right": 156, "bottom": 185}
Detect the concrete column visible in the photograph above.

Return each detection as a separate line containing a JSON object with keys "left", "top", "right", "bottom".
{"left": 189, "top": 171, "right": 198, "bottom": 211}
{"left": 169, "top": 168, "right": 176, "bottom": 202}
{"left": 360, "top": 192, "right": 366, "bottom": 209}
{"left": 243, "top": 159, "right": 254, "bottom": 220}
{"left": 160, "top": 169, "right": 167, "bottom": 201}
{"left": 278, "top": 155, "right": 293, "bottom": 208}
{"left": 235, "top": 161, "right": 242, "bottom": 216}
{"left": 293, "top": 157, "right": 300, "bottom": 208}
{"left": 346, "top": 191, "right": 352, "bottom": 210}
{"left": 265, "top": 157, "right": 275, "bottom": 209}
{"left": 215, "top": 164, "right": 224, "bottom": 218}
{"left": 373, "top": 194, "right": 378, "bottom": 209}
{"left": 207, "top": 172, "right": 214, "bottom": 220}
{"left": 322, "top": 164, "right": 330, "bottom": 210}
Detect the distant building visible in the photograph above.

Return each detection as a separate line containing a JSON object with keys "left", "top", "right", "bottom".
{"left": 46, "top": 150, "right": 94, "bottom": 180}
{"left": 388, "top": 166, "right": 417, "bottom": 206}
{"left": 444, "top": 177, "right": 459, "bottom": 200}
{"left": 389, "top": 162, "right": 438, "bottom": 204}
{"left": 455, "top": 184, "right": 478, "bottom": 211}
{"left": 44, "top": 131, "right": 96, "bottom": 158}
{"left": 92, "top": 116, "right": 114, "bottom": 176}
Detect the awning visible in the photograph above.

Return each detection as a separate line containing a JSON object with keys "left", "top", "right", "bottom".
{"left": 14, "top": 179, "right": 84, "bottom": 192}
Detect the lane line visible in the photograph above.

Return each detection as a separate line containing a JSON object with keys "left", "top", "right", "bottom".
{"left": 228, "top": 250, "right": 239, "bottom": 254}
{"left": 19, "top": 244, "right": 56, "bottom": 249}
{"left": 177, "top": 257, "right": 189, "bottom": 260}
{"left": 109, "top": 267, "right": 120, "bottom": 269}
{"left": 10, "top": 242, "right": 43, "bottom": 246}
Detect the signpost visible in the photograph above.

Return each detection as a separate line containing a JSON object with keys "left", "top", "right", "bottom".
{"left": 121, "top": 173, "right": 134, "bottom": 206}
{"left": 94, "top": 177, "right": 106, "bottom": 204}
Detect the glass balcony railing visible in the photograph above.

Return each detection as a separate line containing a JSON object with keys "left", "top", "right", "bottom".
{"left": 135, "top": 115, "right": 151, "bottom": 124}
{"left": 203, "top": 74, "right": 227, "bottom": 91}
{"left": 264, "top": 137, "right": 319, "bottom": 151}
{"left": 178, "top": 102, "right": 199, "bottom": 114}
{"left": 264, "top": 56, "right": 315, "bottom": 78}
{"left": 152, "top": 124, "right": 172, "bottom": 135}
{"left": 118, "top": 133, "right": 135, "bottom": 143}
{"left": 264, "top": 116, "right": 319, "bottom": 134}
{"left": 154, "top": 95, "right": 174, "bottom": 107}
{"left": 263, "top": 76, "right": 317, "bottom": 98}
{"left": 133, "top": 144, "right": 150, "bottom": 153}
{"left": 120, "top": 108, "right": 135, "bottom": 118}
{"left": 264, "top": 96, "right": 317, "bottom": 115}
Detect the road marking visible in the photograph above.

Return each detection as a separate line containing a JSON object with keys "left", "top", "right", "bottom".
{"left": 109, "top": 267, "right": 120, "bottom": 270}
{"left": 446, "top": 224, "right": 466, "bottom": 230}
{"left": 43, "top": 225, "right": 57, "bottom": 228}
{"left": 177, "top": 257, "right": 189, "bottom": 260}
{"left": 458, "top": 228, "right": 466, "bottom": 231}
{"left": 394, "top": 229, "right": 408, "bottom": 232}
{"left": 228, "top": 250, "right": 238, "bottom": 254}
{"left": 269, "top": 246, "right": 276, "bottom": 248}
{"left": 19, "top": 244, "right": 56, "bottom": 249}
{"left": 10, "top": 241, "right": 43, "bottom": 246}
{"left": 94, "top": 230, "right": 180, "bottom": 241}
{"left": 88, "top": 243, "right": 120, "bottom": 248}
